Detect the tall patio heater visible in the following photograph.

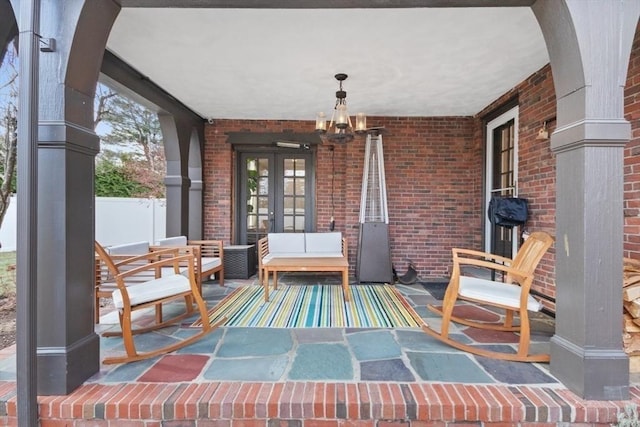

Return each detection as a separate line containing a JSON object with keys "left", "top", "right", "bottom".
{"left": 356, "top": 131, "right": 394, "bottom": 283}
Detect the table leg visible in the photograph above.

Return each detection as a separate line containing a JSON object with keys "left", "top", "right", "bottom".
{"left": 273, "top": 271, "right": 278, "bottom": 290}
{"left": 263, "top": 268, "right": 270, "bottom": 302}
{"left": 342, "top": 268, "right": 350, "bottom": 301}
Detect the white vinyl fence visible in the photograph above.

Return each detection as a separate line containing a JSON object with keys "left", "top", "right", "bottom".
{"left": 0, "top": 196, "right": 166, "bottom": 251}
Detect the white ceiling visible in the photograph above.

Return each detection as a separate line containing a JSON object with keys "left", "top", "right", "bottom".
{"left": 106, "top": 7, "right": 549, "bottom": 121}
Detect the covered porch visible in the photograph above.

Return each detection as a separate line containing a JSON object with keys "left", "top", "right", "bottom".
{"left": 2, "top": 0, "right": 640, "bottom": 424}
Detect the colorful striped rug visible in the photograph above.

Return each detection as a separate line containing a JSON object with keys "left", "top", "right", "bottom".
{"left": 192, "top": 284, "right": 423, "bottom": 328}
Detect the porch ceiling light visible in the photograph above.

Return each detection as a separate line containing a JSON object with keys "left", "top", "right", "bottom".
{"left": 315, "top": 73, "right": 366, "bottom": 143}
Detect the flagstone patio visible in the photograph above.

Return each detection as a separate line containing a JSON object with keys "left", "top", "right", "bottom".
{"left": 0, "top": 275, "right": 638, "bottom": 425}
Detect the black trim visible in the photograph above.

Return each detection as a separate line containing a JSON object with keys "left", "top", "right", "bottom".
{"left": 226, "top": 132, "right": 323, "bottom": 146}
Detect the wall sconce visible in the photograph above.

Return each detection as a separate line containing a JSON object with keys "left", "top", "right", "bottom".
{"left": 536, "top": 121, "right": 549, "bottom": 140}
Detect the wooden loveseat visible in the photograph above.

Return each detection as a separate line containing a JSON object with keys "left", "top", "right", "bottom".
{"left": 257, "top": 232, "right": 349, "bottom": 301}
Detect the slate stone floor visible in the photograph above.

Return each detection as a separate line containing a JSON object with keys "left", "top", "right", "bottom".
{"left": 59, "top": 273, "right": 563, "bottom": 386}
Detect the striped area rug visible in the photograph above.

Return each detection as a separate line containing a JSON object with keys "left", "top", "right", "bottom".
{"left": 192, "top": 284, "right": 423, "bottom": 328}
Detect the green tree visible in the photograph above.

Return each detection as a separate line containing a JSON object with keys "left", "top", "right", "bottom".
{"left": 95, "top": 159, "right": 144, "bottom": 197}
{"left": 94, "top": 84, "right": 166, "bottom": 198}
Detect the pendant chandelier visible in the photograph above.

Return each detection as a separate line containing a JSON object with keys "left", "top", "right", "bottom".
{"left": 315, "top": 73, "right": 366, "bottom": 143}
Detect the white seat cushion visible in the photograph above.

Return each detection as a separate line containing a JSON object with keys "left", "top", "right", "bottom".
{"left": 156, "top": 236, "right": 188, "bottom": 246}
{"left": 458, "top": 276, "right": 542, "bottom": 312}
{"left": 107, "top": 241, "right": 149, "bottom": 255}
{"left": 201, "top": 257, "right": 221, "bottom": 272}
{"left": 263, "top": 252, "right": 311, "bottom": 263}
{"left": 305, "top": 232, "right": 342, "bottom": 253}
{"left": 292, "top": 252, "right": 343, "bottom": 258}
{"left": 112, "top": 274, "right": 191, "bottom": 309}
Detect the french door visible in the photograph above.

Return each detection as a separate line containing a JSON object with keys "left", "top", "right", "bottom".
{"left": 485, "top": 107, "right": 519, "bottom": 258}
{"left": 237, "top": 150, "right": 315, "bottom": 247}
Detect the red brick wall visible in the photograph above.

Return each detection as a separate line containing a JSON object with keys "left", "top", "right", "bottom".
{"left": 203, "top": 117, "right": 479, "bottom": 278}
{"left": 624, "top": 22, "right": 640, "bottom": 259}
{"left": 202, "top": 22, "right": 640, "bottom": 303}
{"left": 200, "top": 65, "right": 563, "bottom": 308}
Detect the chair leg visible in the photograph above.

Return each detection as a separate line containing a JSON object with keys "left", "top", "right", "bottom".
{"left": 504, "top": 309, "right": 514, "bottom": 328}
{"left": 439, "top": 281, "right": 458, "bottom": 338}
{"left": 516, "top": 309, "right": 532, "bottom": 358}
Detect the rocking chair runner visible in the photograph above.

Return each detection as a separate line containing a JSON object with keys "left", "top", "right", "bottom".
{"left": 422, "top": 231, "right": 554, "bottom": 362}
{"left": 95, "top": 241, "right": 224, "bottom": 364}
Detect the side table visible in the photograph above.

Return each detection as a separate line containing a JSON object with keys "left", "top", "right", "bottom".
{"left": 223, "top": 245, "right": 257, "bottom": 279}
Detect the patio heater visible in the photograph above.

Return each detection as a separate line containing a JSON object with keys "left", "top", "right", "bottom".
{"left": 356, "top": 131, "right": 394, "bottom": 283}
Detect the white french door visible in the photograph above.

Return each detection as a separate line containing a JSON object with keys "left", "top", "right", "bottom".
{"left": 484, "top": 106, "right": 519, "bottom": 257}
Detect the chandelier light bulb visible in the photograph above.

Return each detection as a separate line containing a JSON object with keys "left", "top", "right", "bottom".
{"left": 315, "top": 112, "right": 327, "bottom": 132}
{"left": 356, "top": 112, "right": 366, "bottom": 133}
{"left": 336, "top": 104, "right": 349, "bottom": 129}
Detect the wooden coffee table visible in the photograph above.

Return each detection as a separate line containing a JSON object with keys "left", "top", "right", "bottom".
{"left": 262, "top": 257, "right": 350, "bottom": 302}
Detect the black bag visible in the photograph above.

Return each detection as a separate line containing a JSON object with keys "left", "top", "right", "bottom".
{"left": 488, "top": 197, "right": 528, "bottom": 228}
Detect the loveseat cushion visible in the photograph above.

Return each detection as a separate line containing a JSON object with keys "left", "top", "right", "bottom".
{"left": 112, "top": 274, "right": 191, "bottom": 309}
{"left": 268, "top": 233, "right": 305, "bottom": 254}
{"left": 458, "top": 276, "right": 542, "bottom": 312}
{"left": 107, "top": 241, "right": 150, "bottom": 255}
{"left": 156, "top": 236, "right": 188, "bottom": 246}
{"left": 305, "top": 232, "right": 342, "bottom": 254}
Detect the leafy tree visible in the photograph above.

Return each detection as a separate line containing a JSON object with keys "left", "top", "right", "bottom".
{"left": 94, "top": 84, "right": 166, "bottom": 198}
{"left": 95, "top": 159, "right": 144, "bottom": 197}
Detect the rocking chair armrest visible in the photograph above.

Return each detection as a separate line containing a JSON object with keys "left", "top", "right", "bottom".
{"left": 454, "top": 256, "right": 532, "bottom": 285}
{"left": 112, "top": 247, "right": 180, "bottom": 269}
{"left": 452, "top": 247, "right": 513, "bottom": 266}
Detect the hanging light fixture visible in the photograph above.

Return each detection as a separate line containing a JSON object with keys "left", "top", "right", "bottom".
{"left": 315, "top": 73, "right": 366, "bottom": 143}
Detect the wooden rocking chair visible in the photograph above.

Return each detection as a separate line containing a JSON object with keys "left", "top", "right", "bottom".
{"left": 95, "top": 241, "right": 224, "bottom": 364}
{"left": 422, "top": 231, "right": 554, "bottom": 362}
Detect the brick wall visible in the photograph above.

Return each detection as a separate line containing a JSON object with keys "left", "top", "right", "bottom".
{"left": 202, "top": 21, "right": 640, "bottom": 303}
{"left": 625, "top": 22, "right": 640, "bottom": 259}
{"left": 203, "top": 117, "right": 479, "bottom": 279}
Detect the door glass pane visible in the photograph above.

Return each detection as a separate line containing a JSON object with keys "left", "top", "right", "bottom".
{"left": 283, "top": 178, "right": 294, "bottom": 196}
{"left": 246, "top": 157, "right": 270, "bottom": 245}
{"left": 283, "top": 157, "right": 306, "bottom": 232}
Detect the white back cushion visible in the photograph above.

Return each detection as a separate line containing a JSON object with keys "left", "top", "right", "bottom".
{"left": 156, "top": 236, "right": 188, "bottom": 246}
{"left": 268, "top": 233, "right": 305, "bottom": 254}
{"left": 107, "top": 241, "right": 149, "bottom": 255}
{"left": 305, "top": 232, "right": 342, "bottom": 253}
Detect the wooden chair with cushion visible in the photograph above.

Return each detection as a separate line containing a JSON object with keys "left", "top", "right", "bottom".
{"left": 421, "top": 231, "right": 554, "bottom": 362}
{"left": 95, "top": 241, "right": 156, "bottom": 323}
{"left": 95, "top": 241, "right": 224, "bottom": 364}
{"left": 153, "top": 236, "right": 225, "bottom": 291}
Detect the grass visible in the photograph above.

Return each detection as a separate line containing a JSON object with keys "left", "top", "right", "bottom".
{"left": 0, "top": 252, "right": 16, "bottom": 298}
